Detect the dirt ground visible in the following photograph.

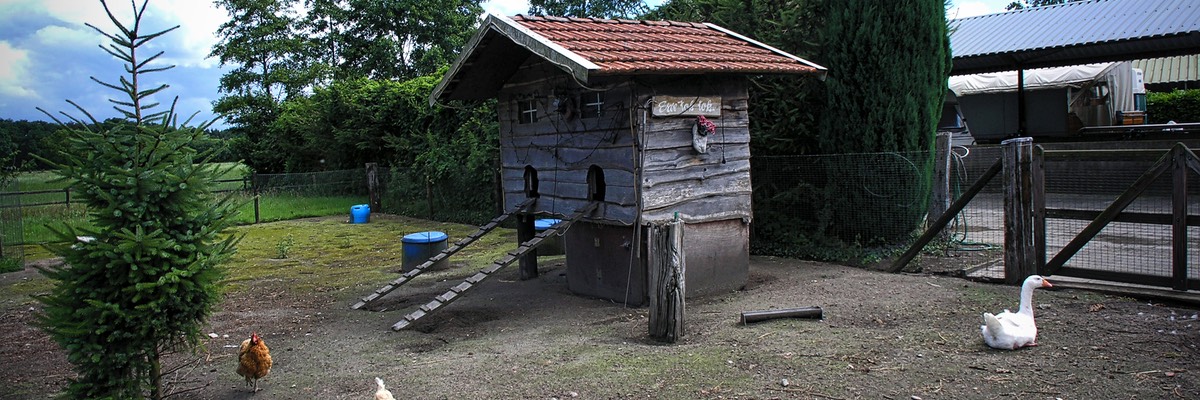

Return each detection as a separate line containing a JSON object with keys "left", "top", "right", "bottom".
{"left": 3, "top": 216, "right": 1199, "bottom": 399}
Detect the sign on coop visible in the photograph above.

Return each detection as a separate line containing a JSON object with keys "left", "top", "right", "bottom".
{"left": 652, "top": 96, "right": 722, "bottom": 117}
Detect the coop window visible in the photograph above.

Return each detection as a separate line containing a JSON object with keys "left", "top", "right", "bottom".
{"left": 581, "top": 91, "right": 604, "bottom": 119}
{"left": 524, "top": 166, "right": 539, "bottom": 198}
{"left": 587, "top": 165, "right": 606, "bottom": 202}
{"left": 518, "top": 99, "right": 538, "bottom": 124}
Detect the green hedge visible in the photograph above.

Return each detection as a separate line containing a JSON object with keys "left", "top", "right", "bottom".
{"left": 1146, "top": 89, "right": 1200, "bottom": 124}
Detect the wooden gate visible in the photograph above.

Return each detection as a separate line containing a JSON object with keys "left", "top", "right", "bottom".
{"left": 1036, "top": 143, "right": 1200, "bottom": 290}
{"left": 893, "top": 139, "right": 1199, "bottom": 291}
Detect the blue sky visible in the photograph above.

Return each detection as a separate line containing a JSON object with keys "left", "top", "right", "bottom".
{"left": 0, "top": 0, "right": 1012, "bottom": 129}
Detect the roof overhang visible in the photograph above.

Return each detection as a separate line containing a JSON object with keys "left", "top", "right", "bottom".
{"left": 431, "top": 14, "right": 600, "bottom": 106}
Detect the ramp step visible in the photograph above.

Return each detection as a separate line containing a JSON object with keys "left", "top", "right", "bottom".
{"left": 436, "top": 291, "right": 459, "bottom": 303}
{"left": 466, "top": 272, "right": 488, "bottom": 284}
{"left": 482, "top": 263, "right": 504, "bottom": 275}
{"left": 451, "top": 282, "right": 473, "bottom": 293}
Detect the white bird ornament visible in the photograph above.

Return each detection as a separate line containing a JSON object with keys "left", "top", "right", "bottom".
{"left": 980, "top": 275, "right": 1053, "bottom": 350}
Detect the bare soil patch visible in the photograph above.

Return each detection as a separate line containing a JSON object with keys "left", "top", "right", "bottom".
{"left": 3, "top": 215, "right": 1199, "bottom": 399}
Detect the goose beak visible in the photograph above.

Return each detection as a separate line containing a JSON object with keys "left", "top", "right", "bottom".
{"left": 1042, "top": 280, "right": 1053, "bottom": 288}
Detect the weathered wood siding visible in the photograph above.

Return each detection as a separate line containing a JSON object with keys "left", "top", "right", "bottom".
{"left": 497, "top": 59, "right": 638, "bottom": 224}
{"left": 637, "top": 76, "right": 753, "bottom": 223}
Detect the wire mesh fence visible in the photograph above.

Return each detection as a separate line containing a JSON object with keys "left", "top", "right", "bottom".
{"left": 750, "top": 151, "right": 935, "bottom": 260}
{"left": 0, "top": 175, "right": 23, "bottom": 268}
{"left": 1041, "top": 147, "right": 1200, "bottom": 282}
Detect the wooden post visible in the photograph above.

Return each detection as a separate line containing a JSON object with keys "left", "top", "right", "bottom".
{"left": 64, "top": 188, "right": 70, "bottom": 212}
{"left": 365, "top": 163, "right": 381, "bottom": 211}
{"left": 1172, "top": 147, "right": 1188, "bottom": 291}
{"left": 517, "top": 214, "right": 538, "bottom": 280}
{"left": 253, "top": 196, "right": 260, "bottom": 224}
{"left": 928, "top": 132, "right": 952, "bottom": 239}
{"left": 1032, "top": 145, "right": 1046, "bottom": 274}
{"left": 1002, "top": 137, "right": 1036, "bottom": 284}
{"left": 648, "top": 219, "right": 684, "bottom": 343}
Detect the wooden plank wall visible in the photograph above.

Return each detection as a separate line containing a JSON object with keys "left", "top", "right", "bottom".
{"left": 638, "top": 76, "right": 753, "bottom": 223}
{"left": 496, "top": 59, "right": 754, "bottom": 226}
{"left": 497, "top": 59, "right": 639, "bottom": 224}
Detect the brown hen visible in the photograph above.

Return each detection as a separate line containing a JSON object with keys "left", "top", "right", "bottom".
{"left": 237, "top": 332, "right": 272, "bottom": 392}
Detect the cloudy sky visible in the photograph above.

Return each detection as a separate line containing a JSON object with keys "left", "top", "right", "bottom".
{"left": 0, "top": 0, "right": 1011, "bottom": 129}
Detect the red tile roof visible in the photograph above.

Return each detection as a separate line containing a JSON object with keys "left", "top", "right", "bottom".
{"left": 510, "top": 15, "right": 822, "bottom": 75}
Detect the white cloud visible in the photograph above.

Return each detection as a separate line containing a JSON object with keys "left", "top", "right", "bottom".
{"left": 0, "top": 40, "right": 35, "bottom": 98}
{"left": 482, "top": 0, "right": 530, "bottom": 16}
{"left": 32, "top": 25, "right": 96, "bottom": 48}
{"left": 147, "top": 0, "right": 226, "bottom": 68}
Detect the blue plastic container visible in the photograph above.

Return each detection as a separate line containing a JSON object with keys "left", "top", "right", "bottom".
{"left": 350, "top": 204, "right": 370, "bottom": 224}
{"left": 402, "top": 231, "right": 449, "bottom": 271}
{"left": 534, "top": 218, "right": 564, "bottom": 256}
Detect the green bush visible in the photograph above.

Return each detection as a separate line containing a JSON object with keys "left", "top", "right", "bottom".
{"left": 1147, "top": 89, "right": 1200, "bottom": 124}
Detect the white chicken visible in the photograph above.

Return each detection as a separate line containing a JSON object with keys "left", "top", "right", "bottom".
{"left": 374, "top": 377, "right": 395, "bottom": 400}
{"left": 980, "top": 275, "right": 1053, "bottom": 350}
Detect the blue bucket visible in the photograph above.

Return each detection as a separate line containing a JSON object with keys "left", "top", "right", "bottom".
{"left": 350, "top": 204, "right": 370, "bottom": 224}
{"left": 534, "top": 218, "right": 564, "bottom": 256}
{"left": 402, "top": 231, "right": 449, "bottom": 271}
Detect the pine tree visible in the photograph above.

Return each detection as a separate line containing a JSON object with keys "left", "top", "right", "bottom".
{"left": 34, "top": 1, "right": 241, "bottom": 398}
{"left": 817, "top": 0, "right": 952, "bottom": 243}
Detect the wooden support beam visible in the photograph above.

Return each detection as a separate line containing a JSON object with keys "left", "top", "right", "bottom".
{"left": 517, "top": 214, "right": 538, "bottom": 280}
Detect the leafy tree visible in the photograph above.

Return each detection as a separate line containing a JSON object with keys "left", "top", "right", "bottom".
{"left": 211, "top": 0, "right": 311, "bottom": 173}
{"left": 302, "top": 0, "right": 484, "bottom": 81}
{"left": 34, "top": 1, "right": 240, "bottom": 398}
{"left": 529, "top": 0, "right": 649, "bottom": 18}
{"left": 268, "top": 71, "right": 498, "bottom": 221}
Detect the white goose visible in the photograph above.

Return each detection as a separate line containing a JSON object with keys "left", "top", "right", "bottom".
{"left": 980, "top": 275, "right": 1053, "bottom": 350}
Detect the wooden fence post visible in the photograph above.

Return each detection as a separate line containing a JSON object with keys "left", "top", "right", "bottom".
{"left": 928, "top": 132, "right": 952, "bottom": 239}
{"left": 1172, "top": 147, "right": 1189, "bottom": 291}
{"left": 1002, "top": 137, "right": 1036, "bottom": 284}
{"left": 365, "top": 163, "right": 381, "bottom": 211}
{"left": 517, "top": 214, "right": 538, "bottom": 280}
{"left": 648, "top": 219, "right": 685, "bottom": 343}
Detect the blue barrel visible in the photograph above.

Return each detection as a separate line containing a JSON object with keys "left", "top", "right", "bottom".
{"left": 534, "top": 219, "right": 564, "bottom": 256}
{"left": 402, "top": 231, "right": 449, "bottom": 271}
{"left": 350, "top": 204, "right": 370, "bottom": 224}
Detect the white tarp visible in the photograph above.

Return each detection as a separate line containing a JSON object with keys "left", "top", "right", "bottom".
{"left": 949, "top": 62, "right": 1120, "bottom": 95}
{"left": 950, "top": 62, "right": 1136, "bottom": 125}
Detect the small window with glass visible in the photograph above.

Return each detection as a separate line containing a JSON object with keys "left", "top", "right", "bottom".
{"left": 518, "top": 99, "right": 538, "bottom": 124}
{"left": 581, "top": 91, "right": 604, "bottom": 119}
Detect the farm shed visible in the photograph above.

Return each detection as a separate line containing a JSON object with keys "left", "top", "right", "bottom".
{"left": 431, "top": 14, "right": 826, "bottom": 305}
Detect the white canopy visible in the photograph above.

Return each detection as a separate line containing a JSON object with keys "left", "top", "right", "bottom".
{"left": 949, "top": 62, "right": 1123, "bottom": 96}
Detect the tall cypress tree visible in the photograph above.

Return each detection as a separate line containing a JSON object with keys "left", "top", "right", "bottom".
{"left": 819, "top": 0, "right": 950, "bottom": 153}
{"left": 34, "top": 1, "right": 240, "bottom": 398}
{"left": 817, "top": 0, "right": 951, "bottom": 243}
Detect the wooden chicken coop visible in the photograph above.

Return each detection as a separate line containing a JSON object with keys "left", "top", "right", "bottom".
{"left": 430, "top": 14, "right": 826, "bottom": 306}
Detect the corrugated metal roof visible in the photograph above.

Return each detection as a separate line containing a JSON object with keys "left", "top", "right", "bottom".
{"left": 1132, "top": 54, "right": 1200, "bottom": 84}
{"left": 949, "top": 0, "right": 1200, "bottom": 75}
{"left": 431, "top": 14, "right": 826, "bottom": 104}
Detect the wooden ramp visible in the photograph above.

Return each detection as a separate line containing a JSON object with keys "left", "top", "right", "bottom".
{"left": 391, "top": 202, "right": 598, "bottom": 331}
{"left": 350, "top": 198, "right": 535, "bottom": 310}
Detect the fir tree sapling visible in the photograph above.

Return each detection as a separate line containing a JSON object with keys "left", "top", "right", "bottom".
{"left": 33, "top": 1, "right": 241, "bottom": 398}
